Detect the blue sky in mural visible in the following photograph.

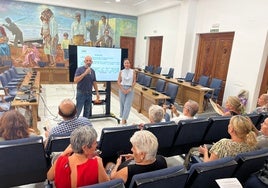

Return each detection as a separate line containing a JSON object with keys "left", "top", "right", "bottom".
{"left": 0, "top": 0, "right": 137, "bottom": 47}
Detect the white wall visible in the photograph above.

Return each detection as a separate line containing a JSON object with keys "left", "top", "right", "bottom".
{"left": 135, "top": 0, "right": 268, "bottom": 112}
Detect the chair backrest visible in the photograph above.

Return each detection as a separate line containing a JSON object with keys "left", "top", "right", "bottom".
{"left": 209, "top": 78, "right": 222, "bottom": 99}
{"left": 187, "top": 157, "right": 238, "bottom": 188}
{"left": 98, "top": 125, "right": 140, "bottom": 163}
{"left": 202, "top": 116, "right": 231, "bottom": 144}
{"left": 129, "top": 165, "right": 188, "bottom": 188}
{"left": 144, "top": 121, "right": 178, "bottom": 156}
{"left": 0, "top": 73, "right": 8, "bottom": 87}
{"left": 81, "top": 178, "right": 125, "bottom": 188}
{"left": 147, "top": 65, "right": 154, "bottom": 73}
{"left": 246, "top": 113, "right": 262, "bottom": 128}
{"left": 234, "top": 147, "right": 268, "bottom": 184}
{"left": 184, "top": 72, "right": 195, "bottom": 82}
{"left": 45, "top": 133, "right": 71, "bottom": 156}
{"left": 154, "top": 66, "right": 162, "bottom": 74}
{"left": 167, "top": 68, "right": 174, "bottom": 78}
{"left": 198, "top": 75, "right": 209, "bottom": 87}
{"left": 172, "top": 118, "right": 210, "bottom": 155}
{"left": 137, "top": 72, "right": 145, "bottom": 84}
{"left": 141, "top": 75, "right": 152, "bottom": 87}
{"left": 4, "top": 70, "right": 12, "bottom": 82}
{"left": 255, "top": 112, "right": 268, "bottom": 130}
{"left": 56, "top": 62, "right": 65, "bottom": 67}
{"left": 0, "top": 136, "right": 48, "bottom": 187}
{"left": 165, "top": 82, "right": 179, "bottom": 104}
{"left": 155, "top": 79, "right": 166, "bottom": 93}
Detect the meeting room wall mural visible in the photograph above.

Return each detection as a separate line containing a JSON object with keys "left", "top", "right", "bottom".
{"left": 0, "top": 0, "right": 137, "bottom": 68}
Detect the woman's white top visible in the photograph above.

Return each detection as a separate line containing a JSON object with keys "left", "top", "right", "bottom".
{"left": 120, "top": 69, "right": 134, "bottom": 86}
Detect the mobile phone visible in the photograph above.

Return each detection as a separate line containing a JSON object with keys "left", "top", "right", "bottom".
{"left": 43, "top": 127, "right": 47, "bottom": 131}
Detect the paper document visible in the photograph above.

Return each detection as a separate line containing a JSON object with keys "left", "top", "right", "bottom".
{"left": 209, "top": 99, "right": 224, "bottom": 115}
{"left": 216, "top": 178, "right": 243, "bottom": 188}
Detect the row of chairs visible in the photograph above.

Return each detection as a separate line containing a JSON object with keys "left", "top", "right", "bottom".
{"left": 84, "top": 147, "right": 268, "bottom": 188}
{"left": 1, "top": 134, "right": 267, "bottom": 188}
{"left": 144, "top": 65, "right": 162, "bottom": 74}
{"left": 45, "top": 112, "right": 267, "bottom": 166}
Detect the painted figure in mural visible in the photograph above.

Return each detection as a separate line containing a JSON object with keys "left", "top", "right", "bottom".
{"left": 3, "top": 17, "right": 23, "bottom": 47}
{"left": 95, "top": 29, "right": 113, "bottom": 48}
{"left": 40, "top": 14, "right": 51, "bottom": 53}
{"left": 71, "top": 11, "right": 86, "bottom": 45}
{"left": 98, "top": 15, "right": 113, "bottom": 40}
{"left": 61, "top": 32, "right": 70, "bottom": 61}
{"left": 40, "top": 8, "right": 58, "bottom": 66}
{"left": 0, "top": 26, "right": 10, "bottom": 61}
{"left": 86, "top": 19, "right": 98, "bottom": 44}
{"left": 22, "top": 42, "right": 40, "bottom": 67}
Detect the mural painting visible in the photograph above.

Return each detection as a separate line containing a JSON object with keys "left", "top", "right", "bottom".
{"left": 0, "top": 0, "right": 137, "bottom": 68}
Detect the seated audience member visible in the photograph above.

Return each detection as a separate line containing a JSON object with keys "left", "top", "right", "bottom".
{"left": 107, "top": 130, "right": 167, "bottom": 187}
{"left": 45, "top": 99, "right": 92, "bottom": 140}
{"left": 0, "top": 95, "right": 11, "bottom": 117}
{"left": 256, "top": 117, "right": 268, "bottom": 148}
{"left": 139, "top": 104, "right": 164, "bottom": 129}
{"left": 215, "top": 96, "right": 245, "bottom": 116}
{"left": 199, "top": 115, "right": 257, "bottom": 162}
{"left": 166, "top": 100, "right": 199, "bottom": 124}
{"left": 47, "top": 126, "right": 109, "bottom": 187}
{"left": 252, "top": 93, "right": 268, "bottom": 114}
{"left": 0, "top": 110, "right": 36, "bottom": 141}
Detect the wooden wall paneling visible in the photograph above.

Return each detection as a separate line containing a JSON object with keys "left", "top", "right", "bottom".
{"left": 148, "top": 36, "right": 163, "bottom": 68}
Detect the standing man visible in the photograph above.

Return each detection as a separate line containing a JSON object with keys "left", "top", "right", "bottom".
{"left": 74, "top": 55, "right": 100, "bottom": 118}
{"left": 3, "top": 17, "right": 23, "bottom": 47}
{"left": 71, "top": 12, "right": 86, "bottom": 45}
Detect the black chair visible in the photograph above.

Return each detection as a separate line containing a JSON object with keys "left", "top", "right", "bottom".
{"left": 154, "top": 66, "right": 162, "bottom": 74}
{"left": 198, "top": 75, "right": 209, "bottom": 87}
{"left": 129, "top": 165, "right": 188, "bottom": 188}
{"left": 137, "top": 72, "right": 145, "bottom": 85}
{"left": 45, "top": 133, "right": 71, "bottom": 157}
{"left": 246, "top": 113, "right": 262, "bottom": 128}
{"left": 233, "top": 147, "right": 268, "bottom": 185}
{"left": 144, "top": 121, "right": 178, "bottom": 157}
{"left": 81, "top": 178, "right": 125, "bottom": 188}
{"left": 141, "top": 75, "right": 152, "bottom": 88}
{"left": 202, "top": 116, "right": 231, "bottom": 144}
{"left": 163, "top": 82, "right": 179, "bottom": 105}
{"left": 0, "top": 73, "right": 18, "bottom": 96}
{"left": 255, "top": 112, "right": 268, "bottom": 130}
{"left": 162, "top": 68, "right": 174, "bottom": 78}
{"left": 186, "top": 157, "right": 238, "bottom": 188}
{"left": 171, "top": 118, "right": 210, "bottom": 155}
{"left": 98, "top": 125, "right": 140, "bottom": 164}
{"left": 204, "top": 78, "right": 222, "bottom": 102}
{"left": 38, "top": 61, "right": 48, "bottom": 67}
{"left": 151, "top": 79, "right": 166, "bottom": 93}
{"left": 0, "top": 136, "right": 48, "bottom": 187}
{"left": 3, "top": 60, "right": 12, "bottom": 67}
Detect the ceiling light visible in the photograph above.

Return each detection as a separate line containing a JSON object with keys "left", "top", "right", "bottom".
{"left": 115, "top": 0, "right": 120, "bottom": 2}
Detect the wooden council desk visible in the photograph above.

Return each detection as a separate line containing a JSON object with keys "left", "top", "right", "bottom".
{"left": 133, "top": 83, "right": 170, "bottom": 118}
{"left": 11, "top": 71, "right": 41, "bottom": 134}
{"left": 136, "top": 69, "right": 213, "bottom": 113}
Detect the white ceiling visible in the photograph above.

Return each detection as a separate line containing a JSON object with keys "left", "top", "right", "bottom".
{"left": 16, "top": 0, "right": 182, "bottom": 16}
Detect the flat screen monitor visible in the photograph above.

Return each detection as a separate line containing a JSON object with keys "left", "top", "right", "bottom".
{"left": 69, "top": 46, "right": 126, "bottom": 82}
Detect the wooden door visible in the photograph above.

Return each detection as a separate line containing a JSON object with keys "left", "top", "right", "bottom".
{"left": 259, "top": 56, "right": 268, "bottom": 95}
{"left": 148, "top": 36, "right": 163, "bottom": 68}
{"left": 195, "top": 32, "right": 234, "bottom": 104}
{"left": 120, "top": 36, "right": 135, "bottom": 68}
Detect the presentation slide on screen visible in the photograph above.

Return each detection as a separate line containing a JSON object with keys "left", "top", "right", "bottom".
{"left": 77, "top": 46, "right": 122, "bottom": 81}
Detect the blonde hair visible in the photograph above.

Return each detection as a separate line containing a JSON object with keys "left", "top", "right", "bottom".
{"left": 230, "top": 115, "right": 257, "bottom": 146}
{"left": 227, "top": 96, "right": 245, "bottom": 114}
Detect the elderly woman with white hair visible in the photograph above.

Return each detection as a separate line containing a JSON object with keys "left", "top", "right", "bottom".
{"left": 108, "top": 130, "right": 167, "bottom": 187}
{"left": 47, "top": 126, "right": 109, "bottom": 188}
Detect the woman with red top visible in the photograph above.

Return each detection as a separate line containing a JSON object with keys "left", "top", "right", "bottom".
{"left": 47, "top": 126, "right": 109, "bottom": 187}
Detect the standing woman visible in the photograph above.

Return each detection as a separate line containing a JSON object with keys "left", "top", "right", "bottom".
{"left": 117, "top": 59, "right": 136, "bottom": 125}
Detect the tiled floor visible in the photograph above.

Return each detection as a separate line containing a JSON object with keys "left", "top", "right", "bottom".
{"left": 37, "top": 83, "right": 149, "bottom": 140}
